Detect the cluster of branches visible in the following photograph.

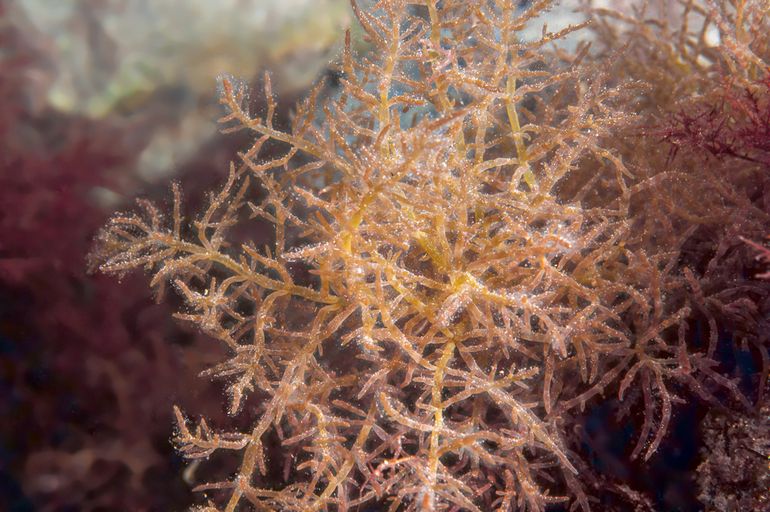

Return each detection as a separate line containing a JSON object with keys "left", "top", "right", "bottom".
{"left": 90, "top": 1, "right": 769, "bottom": 510}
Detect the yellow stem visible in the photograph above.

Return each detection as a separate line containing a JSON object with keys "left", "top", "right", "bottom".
{"left": 428, "top": 341, "right": 455, "bottom": 494}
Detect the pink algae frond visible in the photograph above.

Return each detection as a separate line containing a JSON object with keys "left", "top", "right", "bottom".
{"left": 89, "top": 0, "right": 769, "bottom": 510}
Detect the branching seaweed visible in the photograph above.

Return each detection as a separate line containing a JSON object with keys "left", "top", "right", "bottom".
{"left": 90, "top": 1, "right": 769, "bottom": 510}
